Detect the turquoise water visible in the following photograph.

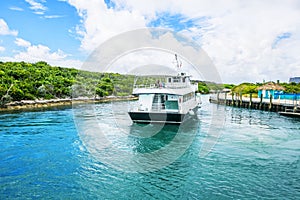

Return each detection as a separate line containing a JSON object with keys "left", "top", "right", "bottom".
{"left": 1, "top": 96, "right": 299, "bottom": 199}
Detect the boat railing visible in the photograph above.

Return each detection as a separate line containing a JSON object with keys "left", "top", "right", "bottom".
{"left": 133, "top": 84, "right": 156, "bottom": 89}
{"left": 164, "top": 82, "right": 189, "bottom": 89}
{"left": 151, "top": 102, "right": 165, "bottom": 111}
{"left": 134, "top": 82, "right": 194, "bottom": 89}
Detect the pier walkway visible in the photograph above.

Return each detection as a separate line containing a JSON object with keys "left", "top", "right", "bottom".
{"left": 209, "top": 93, "right": 300, "bottom": 112}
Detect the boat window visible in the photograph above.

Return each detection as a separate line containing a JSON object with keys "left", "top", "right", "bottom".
{"left": 182, "top": 92, "right": 195, "bottom": 102}
{"left": 168, "top": 78, "right": 172, "bottom": 83}
{"left": 167, "top": 95, "right": 178, "bottom": 100}
{"left": 173, "top": 77, "right": 181, "bottom": 83}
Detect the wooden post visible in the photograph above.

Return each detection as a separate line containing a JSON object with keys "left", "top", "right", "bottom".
{"left": 259, "top": 93, "right": 263, "bottom": 110}
{"left": 225, "top": 92, "right": 227, "bottom": 105}
{"left": 269, "top": 94, "right": 272, "bottom": 111}
{"left": 249, "top": 93, "right": 252, "bottom": 109}
{"left": 217, "top": 91, "right": 220, "bottom": 104}
{"left": 232, "top": 93, "right": 235, "bottom": 106}
{"left": 240, "top": 92, "right": 243, "bottom": 107}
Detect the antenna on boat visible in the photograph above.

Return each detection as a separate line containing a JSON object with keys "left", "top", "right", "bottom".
{"left": 174, "top": 54, "right": 182, "bottom": 74}
{"left": 175, "top": 54, "right": 183, "bottom": 68}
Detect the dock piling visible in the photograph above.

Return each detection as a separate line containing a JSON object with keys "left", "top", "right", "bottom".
{"left": 232, "top": 93, "right": 235, "bottom": 106}
{"left": 209, "top": 93, "right": 297, "bottom": 114}
{"left": 269, "top": 94, "right": 273, "bottom": 111}
{"left": 249, "top": 93, "right": 252, "bottom": 109}
{"left": 259, "top": 94, "right": 263, "bottom": 110}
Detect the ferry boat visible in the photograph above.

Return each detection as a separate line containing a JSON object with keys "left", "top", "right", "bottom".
{"left": 128, "top": 56, "right": 201, "bottom": 124}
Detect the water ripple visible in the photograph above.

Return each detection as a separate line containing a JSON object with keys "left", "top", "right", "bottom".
{"left": 1, "top": 96, "right": 300, "bottom": 199}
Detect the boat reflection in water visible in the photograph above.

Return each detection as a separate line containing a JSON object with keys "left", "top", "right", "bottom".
{"left": 129, "top": 116, "right": 200, "bottom": 153}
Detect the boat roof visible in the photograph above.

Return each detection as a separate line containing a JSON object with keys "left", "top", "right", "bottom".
{"left": 132, "top": 87, "right": 195, "bottom": 96}
{"left": 128, "top": 64, "right": 190, "bottom": 77}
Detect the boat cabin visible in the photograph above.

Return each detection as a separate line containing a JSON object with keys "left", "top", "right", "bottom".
{"left": 132, "top": 73, "right": 197, "bottom": 113}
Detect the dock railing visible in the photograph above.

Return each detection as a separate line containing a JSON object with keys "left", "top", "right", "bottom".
{"left": 210, "top": 92, "right": 300, "bottom": 112}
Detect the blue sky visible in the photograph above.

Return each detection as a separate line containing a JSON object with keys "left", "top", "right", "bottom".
{"left": 0, "top": 0, "right": 83, "bottom": 60}
{"left": 0, "top": 0, "right": 300, "bottom": 83}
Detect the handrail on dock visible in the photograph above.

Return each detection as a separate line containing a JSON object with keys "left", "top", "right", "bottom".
{"left": 209, "top": 93, "right": 299, "bottom": 112}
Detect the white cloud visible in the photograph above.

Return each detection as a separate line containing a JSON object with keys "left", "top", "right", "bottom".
{"left": 67, "top": 0, "right": 147, "bottom": 52}
{"left": 15, "top": 45, "right": 67, "bottom": 61}
{"left": 14, "top": 44, "right": 82, "bottom": 68}
{"left": 15, "top": 38, "right": 31, "bottom": 47}
{"left": 1, "top": 38, "right": 82, "bottom": 69}
{"left": 44, "top": 15, "right": 65, "bottom": 19}
{"left": 107, "top": 50, "right": 204, "bottom": 80}
{"left": 112, "top": 0, "right": 300, "bottom": 83}
{"left": 67, "top": 0, "right": 300, "bottom": 83}
{"left": 9, "top": 6, "right": 24, "bottom": 11}
{"left": 0, "top": 46, "right": 5, "bottom": 52}
{"left": 198, "top": 0, "right": 300, "bottom": 83}
{"left": 34, "top": 11, "right": 45, "bottom": 15}
{"left": 25, "top": 0, "right": 47, "bottom": 14}
{"left": 0, "top": 19, "right": 18, "bottom": 36}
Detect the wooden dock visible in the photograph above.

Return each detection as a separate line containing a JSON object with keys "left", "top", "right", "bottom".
{"left": 278, "top": 111, "right": 300, "bottom": 118}
{"left": 209, "top": 93, "right": 300, "bottom": 113}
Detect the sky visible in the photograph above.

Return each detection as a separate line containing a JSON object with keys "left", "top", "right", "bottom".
{"left": 0, "top": 0, "right": 300, "bottom": 84}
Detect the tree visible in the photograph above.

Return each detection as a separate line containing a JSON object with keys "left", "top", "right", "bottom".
{"left": 95, "top": 76, "right": 114, "bottom": 97}
{"left": 232, "top": 83, "right": 257, "bottom": 95}
{"left": 198, "top": 82, "right": 209, "bottom": 94}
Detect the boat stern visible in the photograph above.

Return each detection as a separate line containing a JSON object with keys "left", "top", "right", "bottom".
{"left": 128, "top": 111, "right": 185, "bottom": 124}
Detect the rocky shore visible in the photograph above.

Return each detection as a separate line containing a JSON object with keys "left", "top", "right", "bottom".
{"left": 0, "top": 96, "right": 137, "bottom": 112}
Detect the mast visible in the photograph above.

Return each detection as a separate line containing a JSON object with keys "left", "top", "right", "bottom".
{"left": 174, "top": 54, "right": 182, "bottom": 74}
{"left": 175, "top": 54, "right": 182, "bottom": 68}
{"left": 174, "top": 54, "right": 183, "bottom": 75}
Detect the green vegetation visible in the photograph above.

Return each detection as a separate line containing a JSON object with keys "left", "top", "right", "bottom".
{"left": 197, "top": 81, "right": 234, "bottom": 94}
{"left": 223, "top": 84, "right": 235, "bottom": 90}
{"left": 1, "top": 61, "right": 300, "bottom": 107}
{"left": 0, "top": 61, "right": 134, "bottom": 106}
{"left": 231, "top": 82, "right": 300, "bottom": 97}
{"left": 0, "top": 61, "right": 77, "bottom": 102}
{"left": 280, "top": 82, "right": 300, "bottom": 93}
{"left": 232, "top": 83, "right": 257, "bottom": 94}
{"left": 198, "top": 81, "right": 300, "bottom": 97}
{"left": 197, "top": 82, "right": 210, "bottom": 94}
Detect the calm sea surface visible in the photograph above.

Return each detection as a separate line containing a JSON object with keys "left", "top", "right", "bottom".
{"left": 1, "top": 96, "right": 299, "bottom": 199}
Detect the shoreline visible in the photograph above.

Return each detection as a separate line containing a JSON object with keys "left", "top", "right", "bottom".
{"left": 0, "top": 96, "right": 138, "bottom": 112}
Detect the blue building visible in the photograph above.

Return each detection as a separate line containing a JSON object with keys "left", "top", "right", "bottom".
{"left": 289, "top": 77, "right": 300, "bottom": 83}
{"left": 257, "top": 82, "right": 285, "bottom": 99}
